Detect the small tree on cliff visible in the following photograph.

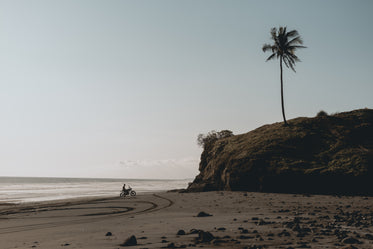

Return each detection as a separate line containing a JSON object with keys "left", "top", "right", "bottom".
{"left": 262, "top": 26, "right": 306, "bottom": 126}
{"left": 197, "top": 130, "right": 233, "bottom": 149}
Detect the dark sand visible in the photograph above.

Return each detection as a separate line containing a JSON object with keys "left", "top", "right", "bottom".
{"left": 0, "top": 191, "right": 372, "bottom": 248}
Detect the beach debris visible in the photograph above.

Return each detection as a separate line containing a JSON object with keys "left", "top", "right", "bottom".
{"left": 364, "top": 233, "right": 373, "bottom": 240}
{"left": 297, "top": 244, "right": 311, "bottom": 248}
{"left": 231, "top": 238, "right": 240, "bottom": 244}
{"left": 164, "top": 242, "right": 176, "bottom": 248}
{"left": 196, "top": 211, "right": 212, "bottom": 217}
{"left": 106, "top": 232, "right": 113, "bottom": 236}
{"left": 238, "top": 235, "right": 254, "bottom": 240}
{"left": 341, "top": 237, "right": 361, "bottom": 244}
{"left": 176, "top": 229, "right": 186, "bottom": 235}
{"left": 278, "top": 229, "right": 291, "bottom": 237}
{"left": 196, "top": 230, "right": 215, "bottom": 243}
{"left": 256, "top": 219, "right": 273, "bottom": 225}
{"left": 120, "top": 235, "right": 137, "bottom": 247}
{"left": 189, "top": 229, "right": 201, "bottom": 234}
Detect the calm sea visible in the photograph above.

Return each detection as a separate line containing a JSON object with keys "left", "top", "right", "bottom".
{"left": 0, "top": 177, "right": 192, "bottom": 203}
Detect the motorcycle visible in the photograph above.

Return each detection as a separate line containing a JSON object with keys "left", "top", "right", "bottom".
{"left": 120, "top": 186, "right": 136, "bottom": 197}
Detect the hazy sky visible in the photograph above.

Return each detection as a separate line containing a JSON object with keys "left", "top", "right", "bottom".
{"left": 1, "top": 1, "right": 372, "bottom": 179}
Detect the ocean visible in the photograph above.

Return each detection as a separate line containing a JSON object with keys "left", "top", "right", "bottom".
{"left": 0, "top": 177, "right": 192, "bottom": 203}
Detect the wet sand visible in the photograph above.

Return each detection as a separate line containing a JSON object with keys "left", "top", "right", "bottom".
{"left": 0, "top": 191, "right": 372, "bottom": 248}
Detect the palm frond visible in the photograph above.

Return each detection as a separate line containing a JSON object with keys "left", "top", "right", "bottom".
{"left": 283, "top": 56, "right": 290, "bottom": 68}
{"left": 263, "top": 26, "right": 305, "bottom": 73}
{"left": 266, "top": 53, "right": 276, "bottom": 61}
{"left": 283, "top": 56, "right": 296, "bottom": 72}
{"left": 270, "top": 27, "right": 277, "bottom": 40}
{"left": 288, "top": 45, "right": 307, "bottom": 50}
{"left": 290, "top": 53, "right": 301, "bottom": 62}
{"left": 287, "top": 36, "right": 303, "bottom": 46}
{"left": 285, "top": 54, "right": 296, "bottom": 64}
{"left": 262, "top": 44, "right": 272, "bottom": 52}
{"left": 286, "top": 30, "right": 299, "bottom": 38}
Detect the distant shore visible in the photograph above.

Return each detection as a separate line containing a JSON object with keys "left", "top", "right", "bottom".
{"left": 1, "top": 191, "right": 372, "bottom": 249}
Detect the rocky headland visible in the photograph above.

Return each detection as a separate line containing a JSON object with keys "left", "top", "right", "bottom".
{"left": 188, "top": 109, "right": 373, "bottom": 195}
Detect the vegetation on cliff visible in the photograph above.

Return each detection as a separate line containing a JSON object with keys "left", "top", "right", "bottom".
{"left": 188, "top": 109, "right": 373, "bottom": 195}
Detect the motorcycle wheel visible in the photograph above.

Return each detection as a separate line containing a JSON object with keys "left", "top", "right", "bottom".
{"left": 120, "top": 192, "right": 125, "bottom": 197}
{"left": 130, "top": 190, "right": 136, "bottom": 196}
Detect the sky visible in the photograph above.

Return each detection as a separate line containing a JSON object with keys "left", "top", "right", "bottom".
{"left": 0, "top": 0, "right": 372, "bottom": 179}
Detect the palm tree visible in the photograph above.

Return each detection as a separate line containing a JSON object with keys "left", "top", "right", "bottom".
{"left": 262, "top": 26, "right": 306, "bottom": 126}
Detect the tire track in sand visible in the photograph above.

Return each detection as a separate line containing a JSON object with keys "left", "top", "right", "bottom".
{"left": 0, "top": 193, "right": 173, "bottom": 234}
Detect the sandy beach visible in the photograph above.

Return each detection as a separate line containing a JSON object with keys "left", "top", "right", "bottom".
{"left": 0, "top": 191, "right": 372, "bottom": 249}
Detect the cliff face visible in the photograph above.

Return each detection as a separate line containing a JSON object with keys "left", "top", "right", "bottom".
{"left": 188, "top": 109, "right": 373, "bottom": 195}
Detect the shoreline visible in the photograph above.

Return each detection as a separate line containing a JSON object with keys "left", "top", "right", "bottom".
{"left": 0, "top": 177, "right": 191, "bottom": 204}
{"left": 0, "top": 191, "right": 372, "bottom": 248}
{"left": 0, "top": 190, "right": 168, "bottom": 208}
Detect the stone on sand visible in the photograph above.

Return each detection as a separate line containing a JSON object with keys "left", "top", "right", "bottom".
{"left": 196, "top": 230, "right": 215, "bottom": 243}
{"left": 196, "top": 211, "right": 212, "bottom": 217}
{"left": 120, "top": 235, "right": 137, "bottom": 247}
{"left": 342, "top": 237, "right": 361, "bottom": 244}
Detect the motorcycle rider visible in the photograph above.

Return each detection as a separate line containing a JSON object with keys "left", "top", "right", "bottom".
{"left": 120, "top": 184, "right": 136, "bottom": 197}
{"left": 122, "top": 184, "right": 128, "bottom": 194}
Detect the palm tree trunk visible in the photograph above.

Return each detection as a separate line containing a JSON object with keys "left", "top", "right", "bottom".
{"left": 280, "top": 56, "right": 288, "bottom": 126}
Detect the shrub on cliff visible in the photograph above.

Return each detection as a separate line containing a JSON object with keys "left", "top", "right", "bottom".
{"left": 197, "top": 130, "right": 233, "bottom": 149}
{"left": 316, "top": 110, "right": 328, "bottom": 117}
